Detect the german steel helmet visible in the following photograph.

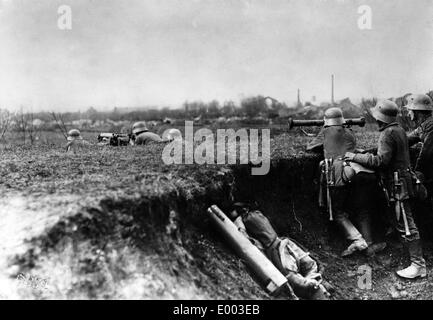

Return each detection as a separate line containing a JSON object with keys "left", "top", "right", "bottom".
{"left": 67, "top": 129, "right": 82, "bottom": 141}
{"left": 324, "top": 107, "right": 345, "bottom": 126}
{"left": 132, "top": 121, "right": 148, "bottom": 135}
{"left": 371, "top": 100, "right": 398, "bottom": 124}
{"left": 162, "top": 128, "right": 182, "bottom": 142}
{"left": 406, "top": 94, "right": 433, "bottom": 111}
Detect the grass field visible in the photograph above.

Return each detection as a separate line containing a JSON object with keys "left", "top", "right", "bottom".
{"left": 5, "top": 123, "right": 431, "bottom": 300}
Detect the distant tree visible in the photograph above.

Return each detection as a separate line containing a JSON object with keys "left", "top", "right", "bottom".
{"left": 207, "top": 100, "right": 221, "bottom": 118}
{"left": 360, "top": 98, "right": 377, "bottom": 124}
{"left": 14, "top": 108, "right": 41, "bottom": 144}
{"left": 85, "top": 107, "right": 99, "bottom": 122}
{"left": 221, "top": 100, "right": 236, "bottom": 117}
{"left": 0, "top": 109, "right": 11, "bottom": 142}
{"left": 51, "top": 112, "right": 69, "bottom": 139}
{"left": 241, "top": 96, "right": 267, "bottom": 118}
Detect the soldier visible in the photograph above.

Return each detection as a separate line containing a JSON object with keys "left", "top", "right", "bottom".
{"left": 229, "top": 203, "right": 331, "bottom": 300}
{"left": 130, "top": 121, "right": 163, "bottom": 145}
{"left": 162, "top": 128, "right": 183, "bottom": 142}
{"left": 307, "top": 107, "right": 384, "bottom": 257}
{"left": 66, "top": 129, "right": 91, "bottom": 152}
{"left": 406, "top": 94, "right": 433, "bottom": 205}
{"left": 344, "top": 100, "right": 427, "bottom": 279}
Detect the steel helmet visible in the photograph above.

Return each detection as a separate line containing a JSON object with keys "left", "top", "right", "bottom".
{"left": 132, "top": 121, "right": 148, "bottom": 135}
{"left": 406, "top": 94, "right": 433, "bottom": 111}
{"left": 371, "top": 100, "right": 398, "bottom": 124}
{"left": 162, "top": 128, "right": 182, "bottom": 142}
{"left": 324, "top": 107, "right": 345, "bottom": 126}
{"left": 67, "top": 129, "right": 82, "bottom": 141}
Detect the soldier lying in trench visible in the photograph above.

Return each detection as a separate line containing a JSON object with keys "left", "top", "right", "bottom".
{"left": 228, "top": 202, "right": 333, "bottom": 300}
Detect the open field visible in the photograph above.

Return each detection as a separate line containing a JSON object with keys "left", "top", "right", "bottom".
{"left": 1, "top": 124, "right": 432, "bottom": 300}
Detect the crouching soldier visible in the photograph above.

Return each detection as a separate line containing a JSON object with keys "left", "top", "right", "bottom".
{"left": 344, "top": 100, "right": 427, "bottom": 279}
{"left": 406, "top": 94, "right": 433, "bottom": 208}
{"left": 131, "top": 121, "right": 163, "bottom": 145}
{"left": 307, "top": 108, "right": 384, "bottom": 257}
{"left": 66, "top": 129, "right": 91, "bottom": 153}
{"left": 229, "top": 203, "right": 331, "bottom": 300}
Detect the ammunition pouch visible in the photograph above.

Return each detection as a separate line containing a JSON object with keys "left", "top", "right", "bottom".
{"left": 320, "top": 159, "right": 355, "bottom": 188}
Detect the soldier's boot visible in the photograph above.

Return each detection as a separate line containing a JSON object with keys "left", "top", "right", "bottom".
{"left": 365, "top": 242, "right": 387, "bottom": 257}
{"left": 396, "top": 240, "right": 427, "bottom": 279}
{"left": 335, "top": 214, "right": 368, "bottom": 257}
{"left": 341, "top": 238, "right": 368, "bottom": 257}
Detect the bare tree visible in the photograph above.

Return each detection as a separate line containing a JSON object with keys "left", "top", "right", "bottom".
{"left": 359, "top": 98, "right": 377, "bottom": 124}
{"left": 50, "top": 112, "right": 68, "bottom": 139}
{"left": 0, "top": 109, "right": 11, "bottom": 142}
{"left": 15, "top": 108, "right": 28, "bottom": 144}
{"left": 14, "top": 108, "right": 41, "bottom": 145}
{"left": 26, "top": 112, "right": 41, "bottom": 144}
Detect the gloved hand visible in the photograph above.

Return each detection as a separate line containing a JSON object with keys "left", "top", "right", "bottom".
{"left": 343, "top": 152, "right": 356, "bottom": 162}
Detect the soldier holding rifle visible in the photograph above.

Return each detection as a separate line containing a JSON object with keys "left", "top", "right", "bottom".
{"left": 344, "top": 100, "right": 426, "bottom": 279}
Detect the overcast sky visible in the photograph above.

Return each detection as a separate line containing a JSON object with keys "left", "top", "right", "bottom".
{"left": 0, "top": 0, "right": 432, "bottom": 111}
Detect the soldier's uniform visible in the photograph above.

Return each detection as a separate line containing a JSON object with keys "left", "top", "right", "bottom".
{"left": 307, "top": 108, "right": 378, "bottom": 257}
{"left": 346, "top": 100, "right": 427, "bottom": 279}
{"left": 66, "top": 129, "right": 91, "bottom": 153}
{"left": 131, "top": 121, "right": 163, "bottom": 145}
{"left": 406, "top": 94, "right": 433, "bottom": 205}
{"left": 230, "top": 203, "right": 330, "bottom": 300}
{"left": 135, "top": 132, "right": 163, "bottom": 145}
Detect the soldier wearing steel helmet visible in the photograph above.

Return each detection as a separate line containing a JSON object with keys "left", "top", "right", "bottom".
{"left": 307, "top": 108, "right": 384, "bottom": 257}
{"left": 406, "top": 94, "right": 433, "bottom": 204}
{"left": 130, "top": 121, "right": 164, "bottom": 146}
{"left": 344, "top": 100, "right": 427, "bottom": 279}
{"left": 65, "top": 129, "right": 91, "bottom": 152}
{"left": 162, "top": 128, "right": 182, "bottom": 142}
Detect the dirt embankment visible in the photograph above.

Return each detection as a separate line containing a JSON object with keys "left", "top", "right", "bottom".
{"left": 3, "top": 143, "right": 433, "bottom": 300}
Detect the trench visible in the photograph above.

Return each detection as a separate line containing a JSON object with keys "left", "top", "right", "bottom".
{"left": 9, "top": 154, "right": 433, "bottom": 300}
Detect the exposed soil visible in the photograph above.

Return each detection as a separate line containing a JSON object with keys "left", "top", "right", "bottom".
{"left": 1, "top": 131, "right": 432, "bottom": 300}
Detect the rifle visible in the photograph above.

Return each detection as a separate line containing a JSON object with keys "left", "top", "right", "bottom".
{"left": 288, "top": 117, "right": 366, "bottom": 130}
{"left": 322, "top": 158, "right": 334, "bottom": 221}
{"left": 98, "top": 133, "right": 131, "bottom": 146}
{"left": 393, "top": 172, "right": 411, "bottom": 236}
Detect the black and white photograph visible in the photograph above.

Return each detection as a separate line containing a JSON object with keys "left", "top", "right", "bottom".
{"left": 0, "top": 0, "right": 433, "bottom": 305}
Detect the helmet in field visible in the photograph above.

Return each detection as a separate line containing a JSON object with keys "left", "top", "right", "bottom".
{"left": 324, "top": 107, "right": 345, "bottom": 126}
{"left": 406, "top": 94, "right": 433, "bottom": 111}
{"left": 132, "top": 121, "right": 148, "bottom": 135}
{"left": 67, "top": 129, "right": 82, "bottom": 141}
{"left": 371, "top": 100, "right": 398, "bottom": 124}
{"left": 162, "top": 128, "right": 182, "bottom": 142}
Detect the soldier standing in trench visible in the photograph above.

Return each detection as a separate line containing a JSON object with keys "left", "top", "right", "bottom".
{"left": 344, "top": 100, "right": 427, "bottom": 279}
{"left": 406, "top": 94, "right": 433, "bottom": 211}
{"left": 307, "top": 107, "right": 386, "bottom": 257}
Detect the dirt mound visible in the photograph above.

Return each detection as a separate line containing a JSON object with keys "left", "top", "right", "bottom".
{"left": 2, "top": 139, "right": 433, "bottom": 300}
